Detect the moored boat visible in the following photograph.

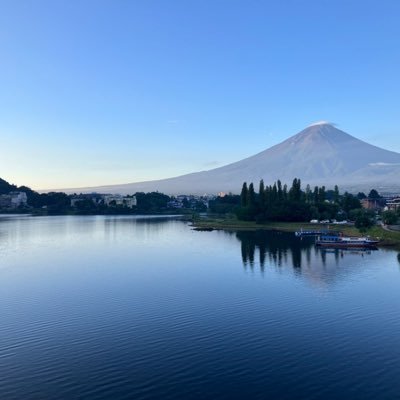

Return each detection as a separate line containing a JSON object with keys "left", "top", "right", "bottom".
{"left": 315, "top": 234, "right": 379, "bottom": 248}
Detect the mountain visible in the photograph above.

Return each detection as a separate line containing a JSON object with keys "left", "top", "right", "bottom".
{"left": 60, "top": 122, "right": 400, "bottom": 195}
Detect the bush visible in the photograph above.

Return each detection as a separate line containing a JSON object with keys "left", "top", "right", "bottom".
{"left": 349, "top": 209, "right": 375, "bottom": 231}
{"left": 382, "top": 211, "right": 398, "bottom": 225}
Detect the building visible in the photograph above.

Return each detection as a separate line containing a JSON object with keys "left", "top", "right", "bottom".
{"left": 70, "top": 194, "right": 101, "bottom": 207}
{"left": 11, "top": 192, "right": 28, "bottom": 207}
{"left": 361, "top": 198, "right": 384, "bottom": 210}
{"left": 103, "top": 195, "right": 137, "bottom": 208}
{"left": 0, "top": 192, "right": 28, "bottom": 208}
{"left": 386, "top": 198, "right": 400, "bottom": 212}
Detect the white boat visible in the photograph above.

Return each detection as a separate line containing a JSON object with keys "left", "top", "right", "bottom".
{"left": 316, "top": 234, "right": 379, "bottom": 248}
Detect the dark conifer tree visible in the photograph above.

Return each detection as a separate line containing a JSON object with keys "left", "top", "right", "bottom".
{"left": 264, "top": 186, "right": 271, "bottom": 208}
{"left": 258, "top": 179, "right": 265, "bottom": 209}
{"left": 289, "top": 178, "right": 301, "bottom": 202}
{"left": 368, "top": 189, "right": 381, "bottom": 199}
{"left": 259, "top": 179, "right": 265, "bottom": 196}
{"left": 357, "top": 192, "right": 367, "bottom": 199}
{"left": 318, "top": 186, "right": 326, "bottom": 203}
{"left": 283, "top": 184, "right": 288, "bottom": 201}
{"left": 240, "top": 182, "right": 248, "bottom": 207}
{"left": 277, "top": 180, "right": 283, "bottom": 201}
{"left": 247, "top": 183, "right": 256, "bottom": 208}
{"left": 313, "top": 186, "right": 319, "bottom": 204}
{"left": 271, "top": 183, "right": 278, "bottom": 204}
{"left": 305, "top": 184, "right": 311, "bottom": 203}
{"left": 334, "top": 185, "right": 340, "bottom": 203}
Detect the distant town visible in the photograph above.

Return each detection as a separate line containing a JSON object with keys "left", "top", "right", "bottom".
{"left": 0, "top": 177, "right": 209, "bottom": 215}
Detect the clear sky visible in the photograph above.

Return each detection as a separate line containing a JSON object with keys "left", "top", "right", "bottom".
{"left": 1, "top": 0, "right": 400, "bottom": 190}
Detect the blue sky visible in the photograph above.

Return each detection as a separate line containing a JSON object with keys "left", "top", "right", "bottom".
{"left": 1, "top": 0, "right": 400, "bottom": 189}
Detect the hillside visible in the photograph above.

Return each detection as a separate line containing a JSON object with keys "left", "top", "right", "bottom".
{"left": 0, "top": 178, "right": 17, "bottom": 194}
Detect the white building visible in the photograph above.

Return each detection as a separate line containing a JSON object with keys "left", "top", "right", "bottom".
{"left": 386, "top": 198, "right": 400, "bottom": 212}
{"left": 11, "top": 192, "right": 28, "bottom": 207}
{"left": 0, "top": 192, "right": 28, "bottom": 208}
{"left": 103, "top": 195, "right": 137, "bottom": 208}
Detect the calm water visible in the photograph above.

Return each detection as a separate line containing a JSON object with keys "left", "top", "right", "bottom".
{"left": 1, "top": 215, "right": 400, "bottom": 400}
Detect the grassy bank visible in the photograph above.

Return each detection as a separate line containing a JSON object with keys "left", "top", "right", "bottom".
{"left": 192, "top": 215, "right": 400, "bottom": 250}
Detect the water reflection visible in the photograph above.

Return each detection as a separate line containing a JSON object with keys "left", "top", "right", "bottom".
{"left": 0, "top": 215, "right": 188, "bottom": 265}
{"left": 236, "top": 230, "right": 310, "bottom": 270}
{"left": 235, "top": 230, "right": 380, "bottom": 286}
{"left": 0, "top": 216, "right": 400, "bottom": 400}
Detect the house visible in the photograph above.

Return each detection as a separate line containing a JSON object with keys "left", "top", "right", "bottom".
{"left": 0, "top": 192, "right": 28, "bottom": 208}
{"left": 386, "top": 198, "right": 400, "bottom": 212}
{"left": 103, "top": 195, "right": 137, "bottom": 208}
{"left": 70, "top": 193, "right": 104, "bottom": 207}
{"left": 361, "top": 198, "right": 384, "bottom": 210}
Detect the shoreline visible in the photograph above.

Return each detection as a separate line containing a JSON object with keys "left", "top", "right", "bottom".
{"left": 192, "top": 216, "right": 400, "bottom": 250}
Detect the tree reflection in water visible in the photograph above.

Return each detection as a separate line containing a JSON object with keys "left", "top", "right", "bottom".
{"left": 236, "top": 230, "right": 312, "bottom": 270}
{"left": 235, "top": 230, "right": 378, "bottom": 273}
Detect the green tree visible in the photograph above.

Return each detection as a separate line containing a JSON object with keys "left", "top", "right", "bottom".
{"left": 247, "top": 183, "right": 256, "bottom": 209}
{"left": 368, "top": 189, "right": 381, "bottom": 199}
{"left": 318, "top": 186, "right": 326, "bottom": 203}
{"left": 350, "top": 209, "right": 375, "bottom": 231}
{"left": 341, "top": 192, "right": 361, "bottom": 214}
{"left": 209, "top": 194, "right": 240, "bottom": 214}
{"left": 270, "top": 183, "right": 278, "bottom": 204}
{"left": 282, "top": 184, "right": 288, "bottom": 201}
{"left": 258, "top": 179, "right": 265, "bottom": 196}
{"left": 289, "top": 178, "right": 301, "bottom": 202}
{"left": 382, "top": 210, "right": 398, "bottom": 225}
{"left": 333, "top": 185, "right": 339, "bottom": 203}
{"left": 305, "top": 184, "right": 311, "bottom": 203}
{"left": 240, "top": 182, "right": 248, "bottom": 207}
{"left": 258, "top": 179, "right": 265, "bottom": 209}
{"left": 313, "top": 186, "right": 319, "bottom": 204}
{"left": 277, "top": 180, "right": 283, "bottom": 201}
{"left": 357, "top": 192, "right": 367, "bottom": 199}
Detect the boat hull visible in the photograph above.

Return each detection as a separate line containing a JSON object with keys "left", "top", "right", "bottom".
{"left": 315, "top": 234, "right": 379, "bottom": 248}
{"left": 316, "top": 242, "right": 378, "bottom": 248}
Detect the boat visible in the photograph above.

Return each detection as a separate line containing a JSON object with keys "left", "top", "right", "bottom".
{"left": 315, "top": 234, "right": 379, "bottom": 248}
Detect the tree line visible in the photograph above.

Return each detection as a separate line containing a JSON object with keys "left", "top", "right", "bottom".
{"left": 237, "top": 178, "right": 357, "bottom": 222}
{"left": 210, "top": 178, "right": 382, "bottom": 229}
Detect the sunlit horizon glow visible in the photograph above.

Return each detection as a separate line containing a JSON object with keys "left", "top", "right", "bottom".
{"left": 1, "top": 1, "right": 400, "bottom": 190}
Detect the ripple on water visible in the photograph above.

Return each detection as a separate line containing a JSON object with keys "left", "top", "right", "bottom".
{"left": 0, "top": 216, "right": 400, "bottom": 400}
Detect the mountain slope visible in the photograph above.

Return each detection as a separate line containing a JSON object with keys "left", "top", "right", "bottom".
{"left": 59, "top": 122, "right": 400, "bottom": 194}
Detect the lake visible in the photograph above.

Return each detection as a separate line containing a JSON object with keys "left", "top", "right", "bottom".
{"left": 1, "top": 215, "right": 400, "bottom": 400}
